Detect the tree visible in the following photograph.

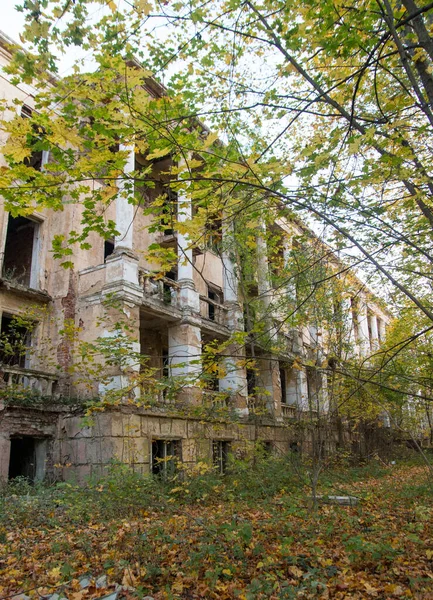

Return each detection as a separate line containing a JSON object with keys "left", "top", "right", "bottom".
{"left": 2, "top": 0, "right": 433, "bottom": 319}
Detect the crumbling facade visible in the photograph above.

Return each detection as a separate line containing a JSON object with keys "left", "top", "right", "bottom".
{"left": 0, "top": 32, "right": 391, "bottom": 483}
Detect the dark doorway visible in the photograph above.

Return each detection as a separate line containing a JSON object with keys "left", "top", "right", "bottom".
{"left": 8, "top": 437, "right": 36, "bottom": 480}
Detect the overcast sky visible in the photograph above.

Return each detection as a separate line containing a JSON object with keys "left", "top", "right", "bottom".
{"left": 1, "top": 1, "right": 25, "bottom": 43}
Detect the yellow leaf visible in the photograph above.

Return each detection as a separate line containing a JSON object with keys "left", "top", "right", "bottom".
{"left": 172, "top": 580, "right": 184, "bottom": 593}
{"left": 288, "top": 565, "right": 303, "bottom": 578}
{"left": 146, "top": 147, "right": 171, "bottom": 160}
{"left": 222, "top": 569, "right": 231, "bottom": 575}
{"left": 136, "top": 0, "right": 152, "bottom": 14}
{"left": 48, "top": 567, "right": 61, "bottom": 581}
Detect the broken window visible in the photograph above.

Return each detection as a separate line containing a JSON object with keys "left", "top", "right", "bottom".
{"left": 207, "top": 285, "right": 223, "bottom": 321}
{"left": 8, "top": 436, "right": 47, "bottom": 482}
{"left": 2, "top": 215, "right": 39, "bottom": 287}
{"left": 0, "top": 314, "right": 33, "bottom": 368}
{"left": 213, "top": 440, "right": 230, "bottom": 474}
{"left": 151, "top": 439, "right": 181, "bottom": 478}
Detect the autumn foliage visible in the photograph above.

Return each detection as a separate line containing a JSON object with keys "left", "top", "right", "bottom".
{"left": 1, "top": 457, "right": 433, "bottom": 599}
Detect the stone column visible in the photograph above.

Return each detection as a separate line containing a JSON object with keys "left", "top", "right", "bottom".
{"left": 220, "top": 219, "right": 248, "bottom": 414}
{"left": 283, "top": 236, "right": 296, "bottom": 302}
{"left": 177, "top": 187, "right": 200, "bottom": 312}
{"left": 256, "top": 222, "right": 273, "bottom": 313}
{"left": 105, "top": 144, "right": 141, "bottom": 299}
{"left": 357, "top": 293, "right": 370, "bottom": 356}
{"left": 369, "top": 313, "right": 379, "bottom": 351}
{"left": 115, "top": 144, "right": 135, "bottom": 251}
{"left": 297, "top": 369, "right": 310, "bottom": 411}
{"left": 168, "top": 320, "right": 202, "bottom": 403}
{"left": 257, "top": 358, "right": 282, "bottom": 418}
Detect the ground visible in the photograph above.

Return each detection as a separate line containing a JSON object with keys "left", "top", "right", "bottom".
{"left": 1, "top": 457, "right": 433, "bottom": 599}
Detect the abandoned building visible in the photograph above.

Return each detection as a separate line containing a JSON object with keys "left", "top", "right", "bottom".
{"left": 0, "top": 31, "right": 391, "bottom": 483}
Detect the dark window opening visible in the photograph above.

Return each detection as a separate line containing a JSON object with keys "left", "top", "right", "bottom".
{"left": 280, "top": 367, "right": 287, "bottom": 404}
{"left": 213, "top": 441, "right": 230, "bottom": 474}
{"left": 161, "top": 187, "right": 177, "bottom": 236}
{"left": 263, "top": 441, "right": 273, "bottom": 456}
{"left": 21, "top": 105, "right": 44, "bottom": 171}
{"left": 2, "top": 215, "right": 37, "bottom": 287}
{"left": 247, "top": 369, "right": 256, "bottom": 397}
{"left": 152, "top": 439, "right": 181, "bottom": 478}
{"left": 8, "top": 437, "right": 40, "bottom": 481}
{"left": 163, "top": 269, "right": 178, "bottom": 304}
{"left": 0, "top": 314, "right": 32, "bottom": 368}
{"left": 104, "top": 239, "right": 115, "bottom": 261}
{"left": 205, "top": 217, "right": 222, "bottom": 253}
{"left": 207, "top": 286, "right": 223, "bottom": 321}
{"left": 162, "top": 348, "right": 169, "bottom": 378}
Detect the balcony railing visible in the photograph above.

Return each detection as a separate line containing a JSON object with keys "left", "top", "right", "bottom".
{"left": 203, "top": 389, "right": 229, "bottom": 409}
{"left": 1, "top": 365, "right": 58, "bottom": 397}
{"left": 281, "top": 404, "right": 297, "bottom": 419}
{"left": 140, "top": 271, "right": 180, "bottom": 307}
{"left": 199, "top": 295, "right": 227, "bottom": 326}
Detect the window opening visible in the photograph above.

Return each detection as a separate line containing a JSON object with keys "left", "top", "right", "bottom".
{"left": 21, "top": 105, "right": 44, "bottom": 171}
{"left": 0, "top": 314, "right": 32, "bottom": 368}
{"left": 247, "top": 369, "right": 256, "bottom": 397}
{"left": 213, "top": 441, "right": 230, "bottom": 474}
{"left": 161, "top": 186, "right": 177, "bottom": 236}
{"left": 163, "top": 269, "right": 178, "bottom": 304}
{"left": 207, "top": 285, "right": 223, "bottom": 321}
{"left": 205, "top": 217, "right": 222, "bottom": 253}
{"left": 280, "top": 366, "right": 287, "bottom": 404}
{"left": 262, "top": 441, "right": 273, "bottom": 456}
{"left": 152, "top": 439, "right": 180, "bottom": 478}
{"left": 104, "top": 239, "right": 115, "bottom": 261}
{"left": 2, "top": 215, "right": 38, "bottom": 287}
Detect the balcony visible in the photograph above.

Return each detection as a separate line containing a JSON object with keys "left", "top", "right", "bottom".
{"left": 203, "top": 389, "right": 229, "bottom": 409}
{"left": 281, "top": 404, "right": 297, "bottom": 419}
{"left": 2, "top": 365, "right": 58, "bottom": 398}
{"left": 141, "top": 272, "right": 180, "bottom": 307}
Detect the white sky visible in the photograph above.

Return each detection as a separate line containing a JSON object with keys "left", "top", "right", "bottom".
{"left": 0, "top": 1, "right": 25, "bottom": 42}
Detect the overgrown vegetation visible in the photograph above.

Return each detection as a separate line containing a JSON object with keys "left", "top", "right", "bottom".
{"left": 1, "top": 456, "right": 432, "bottom": 599}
